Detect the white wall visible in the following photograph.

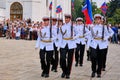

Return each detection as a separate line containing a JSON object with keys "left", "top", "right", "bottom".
{"left": 31, "top": 0, "right": 41, "bottom": 21}
{"left": 0, "top": 0, "right": 6, "bottom": 8}
{"left": 0, "top": 8, "right": 5, "bottom": 21}
{"left": 40, "top": 0, "right": 47, "bottom": 21}
{"left": 22, "top": 0, "right": 32, "bottom": 20}
{"left": 0, "top": 0, "right": 6, "bottom": 21}
{"left": 3, "top": 0, "right": 71, "bottom": 22}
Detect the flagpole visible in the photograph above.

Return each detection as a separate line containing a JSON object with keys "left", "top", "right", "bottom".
{"left": 49, "top": 1, "right": 52, "bottom": 39}
{"left": 71, "top": 0, "right": 74, "bottom": 38}
{"left": 103, "top": 0, "right": 107, "bottom": 24}
{"left": 91, "top": 0, "right": 92, "bottom": 6}
{"left": 91, "top": 0, "right": 92, "bottom": 2}
{"left": 61, "top": 12, "right": 63, "bottom": 21}
{"left": 103, "top": 13, "right": 107, "bottom": 25}
{"left": 57, "top": 13, "right": 60, "bottom": 34}
{"left": 104, "top": 0, "right": 107, "bottom": 24}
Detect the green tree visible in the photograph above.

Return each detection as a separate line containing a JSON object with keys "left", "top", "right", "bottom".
{"left": 106, "top": 0, "right": 120, "bottom": 24}
{"left": 113, "top": 9, "right": 120, "bottom": 24}
{"left": 107, "top": 0, "right": 120, "bottom": 17}
{"left": 72, "top": 0, "right": 84, "bottom": 20}
{"left": 92, "top": 2, "right": 101, "bottom": 16}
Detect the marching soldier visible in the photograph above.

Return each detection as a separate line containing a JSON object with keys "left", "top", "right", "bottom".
{"left": 60, "top": 14, "right": 76, "bottom": 79}
{"left": 74, "top": 17, "right": 90, "bottom": 67}
{"left": 35, "top": 17, "right": 54, "bottom": 78}
{"left": 89, "top": 14, "right": 110, "bottom": 78}
{"left": 57, "top": 18, "right": 63, "bottom": 68}
{"left": 51, "top": 17, "right": 59, "bottom": 72}
{"left": 101, "top": 16, "right": 114, "bottom": 71}
{"left": 86, "top": 24, "right": 93, "bottom": 61}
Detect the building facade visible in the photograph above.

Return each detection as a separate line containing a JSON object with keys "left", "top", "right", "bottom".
{"left": 0, "top": 0, "right": 71, "bottom": 22}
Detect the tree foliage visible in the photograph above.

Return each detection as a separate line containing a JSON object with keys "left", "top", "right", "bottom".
{"left": 107, "top": 0, "right": 120, "bottom": 24}
{"left": 72, "top": 0, "right": 84, "bottom": 20}
{"left": 107, "top": 0, "right": 120, "bottom": 17}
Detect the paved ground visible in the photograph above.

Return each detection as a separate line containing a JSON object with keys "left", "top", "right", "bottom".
{"left": 0, "top": 38, "right": 120, "bottom": 80}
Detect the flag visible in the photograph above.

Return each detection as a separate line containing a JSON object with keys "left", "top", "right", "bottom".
{"left": 82, "top": 0, "right": 93, "bottom": 24}
{"left": 100, "top": 2, "right": 108, "bottom": 14}
{"left": 49, "top": 1, "right": 52, "bottom": 11}
{"left": 56, "top": 5, "right": 62, "bottom": 13}
{"left": 71, "top": 0, "right": 74, "bottom": 10}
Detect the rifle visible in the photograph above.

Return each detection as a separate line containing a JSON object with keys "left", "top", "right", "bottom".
{"left": 71, "top": 21, "right": 73, "bottom": 38}
{"left": 56, "top": 15, "right": 60, "bottom": 42}
{"left": 50, "top": 10, "right": 52, "bottom": 39}
{"left": 71, "top": 0, "right": 74, "bottom": 38}
{"left": 83, "top": 21, "right": 86, "bottom": 37}
{"left": 102, "top": 14, "right": 107, "bottom": 40}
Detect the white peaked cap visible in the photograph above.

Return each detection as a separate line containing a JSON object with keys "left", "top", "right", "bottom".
{"left": 76, "top": 17, "right": 83, "bottom": 21}
{"left": 94, "top": 14, "right": 102, "bottom": 19}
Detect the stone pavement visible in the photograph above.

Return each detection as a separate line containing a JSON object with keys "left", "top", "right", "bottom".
{"left": 0, "top": 38, "right": 120, "bottom": 80}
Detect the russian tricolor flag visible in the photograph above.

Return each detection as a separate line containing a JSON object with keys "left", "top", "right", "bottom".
{"left": 82, "top": 0, "right": 93, "bottom": 24}
{"left": 100, "top": 2, "right": 108, "bottom": 14}
{"left": 72, "top": 0, "right": 74, "bottom": 10}
{"left": 49, "top": 1, "right": 52, "bottom": 11}
{"left": 56, "top": 5, "right": 62, "bottom": 14}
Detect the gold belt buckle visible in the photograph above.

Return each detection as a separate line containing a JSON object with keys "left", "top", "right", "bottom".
{"left": 79, "top": 36, "right": 84, "bottom": 38}
{"left": 63, "top": 37, "right": 73, "bottom": 40}
{"left": 94, "top": 38, "right": 102, "bottom": 40}
{"left": 41, "top": 40, "right": 52, "bottom": 43}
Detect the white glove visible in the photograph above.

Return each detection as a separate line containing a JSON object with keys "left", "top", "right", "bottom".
{"left": 89, "top": 24, "right": 94, "bottom": 28}
{"left": 73, "top": 36, "right": 77, "bottom": 40}
{"left": 103, "top": 36, "right": 109, "bottom": 41}
{"left": 56, "top": 38, "right": 59, "bottom": 41}
{"left": 71, "top": 38, "right": 75, "bottom": 41}
{"left": 57, "top": 47, "right": 60, "bottom": 51}
{"left": 85, "top": 38, "right": 88, "bottom": 42}
{"left": 51, "top": 38, "right": 55, "bottom": 41}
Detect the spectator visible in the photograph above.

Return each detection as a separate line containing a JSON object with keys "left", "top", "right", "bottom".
{"left": 118, "top": 24, "right": 120, "bottom": 44}
{"left": 0, "top": 23, "right": 3, "bottom": 37}
{"left": 3, "top": 24, "right": 8, "bottom": 37}
{"left": 112, "top": 24, "right": 118, "bottom": 44}
{"left": 15, "top": 28, "right": 20, "bottom": 40}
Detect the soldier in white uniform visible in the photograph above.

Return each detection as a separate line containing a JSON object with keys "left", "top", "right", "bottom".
{"left": 74, "top": 17, "right": 90, "bottom": 67}
{"left": 51, "top": 17, "right": 59, "bottom": 72}
{"left": 60, "top": 14, "right": 76, "bottom": 79}
{"left": 35, "top": 17, "right": 54, "bottom": 78}
{"left": 86, "top": 24, "right": 93, "bottom": 61}
{"left": 101, "top": 16, "right": 114, "bottom": 71}
{"left": 89, "top": 14, "right": 110, "bottom": 78}
{"left": 57, "top": 18, "right": 63, "bottom": 68}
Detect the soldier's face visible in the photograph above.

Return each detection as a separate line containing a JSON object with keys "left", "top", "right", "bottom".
{"left": 58, "top": 21, "right": 63, "bottom": 26}
{"left": 52, "top": 21, "right": 57, "bottom": 25}
{"left": 95, "top": 18, "right": 101, "bottom": 24}
{"left": 65, "top": 17, "right": 71, "bottom": 23}
{"left": 44, "top": 21, "right": 49, "bottom": 26}
{"left": 77, "top": 21, "right": 83, "bottom": 25}
{"left": 101, "top": 20, "right": 104, "bottom": 24}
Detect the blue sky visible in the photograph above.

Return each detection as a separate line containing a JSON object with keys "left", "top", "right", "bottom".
{"left": 92, "top": 0, "right": 109, "bottom": 7}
